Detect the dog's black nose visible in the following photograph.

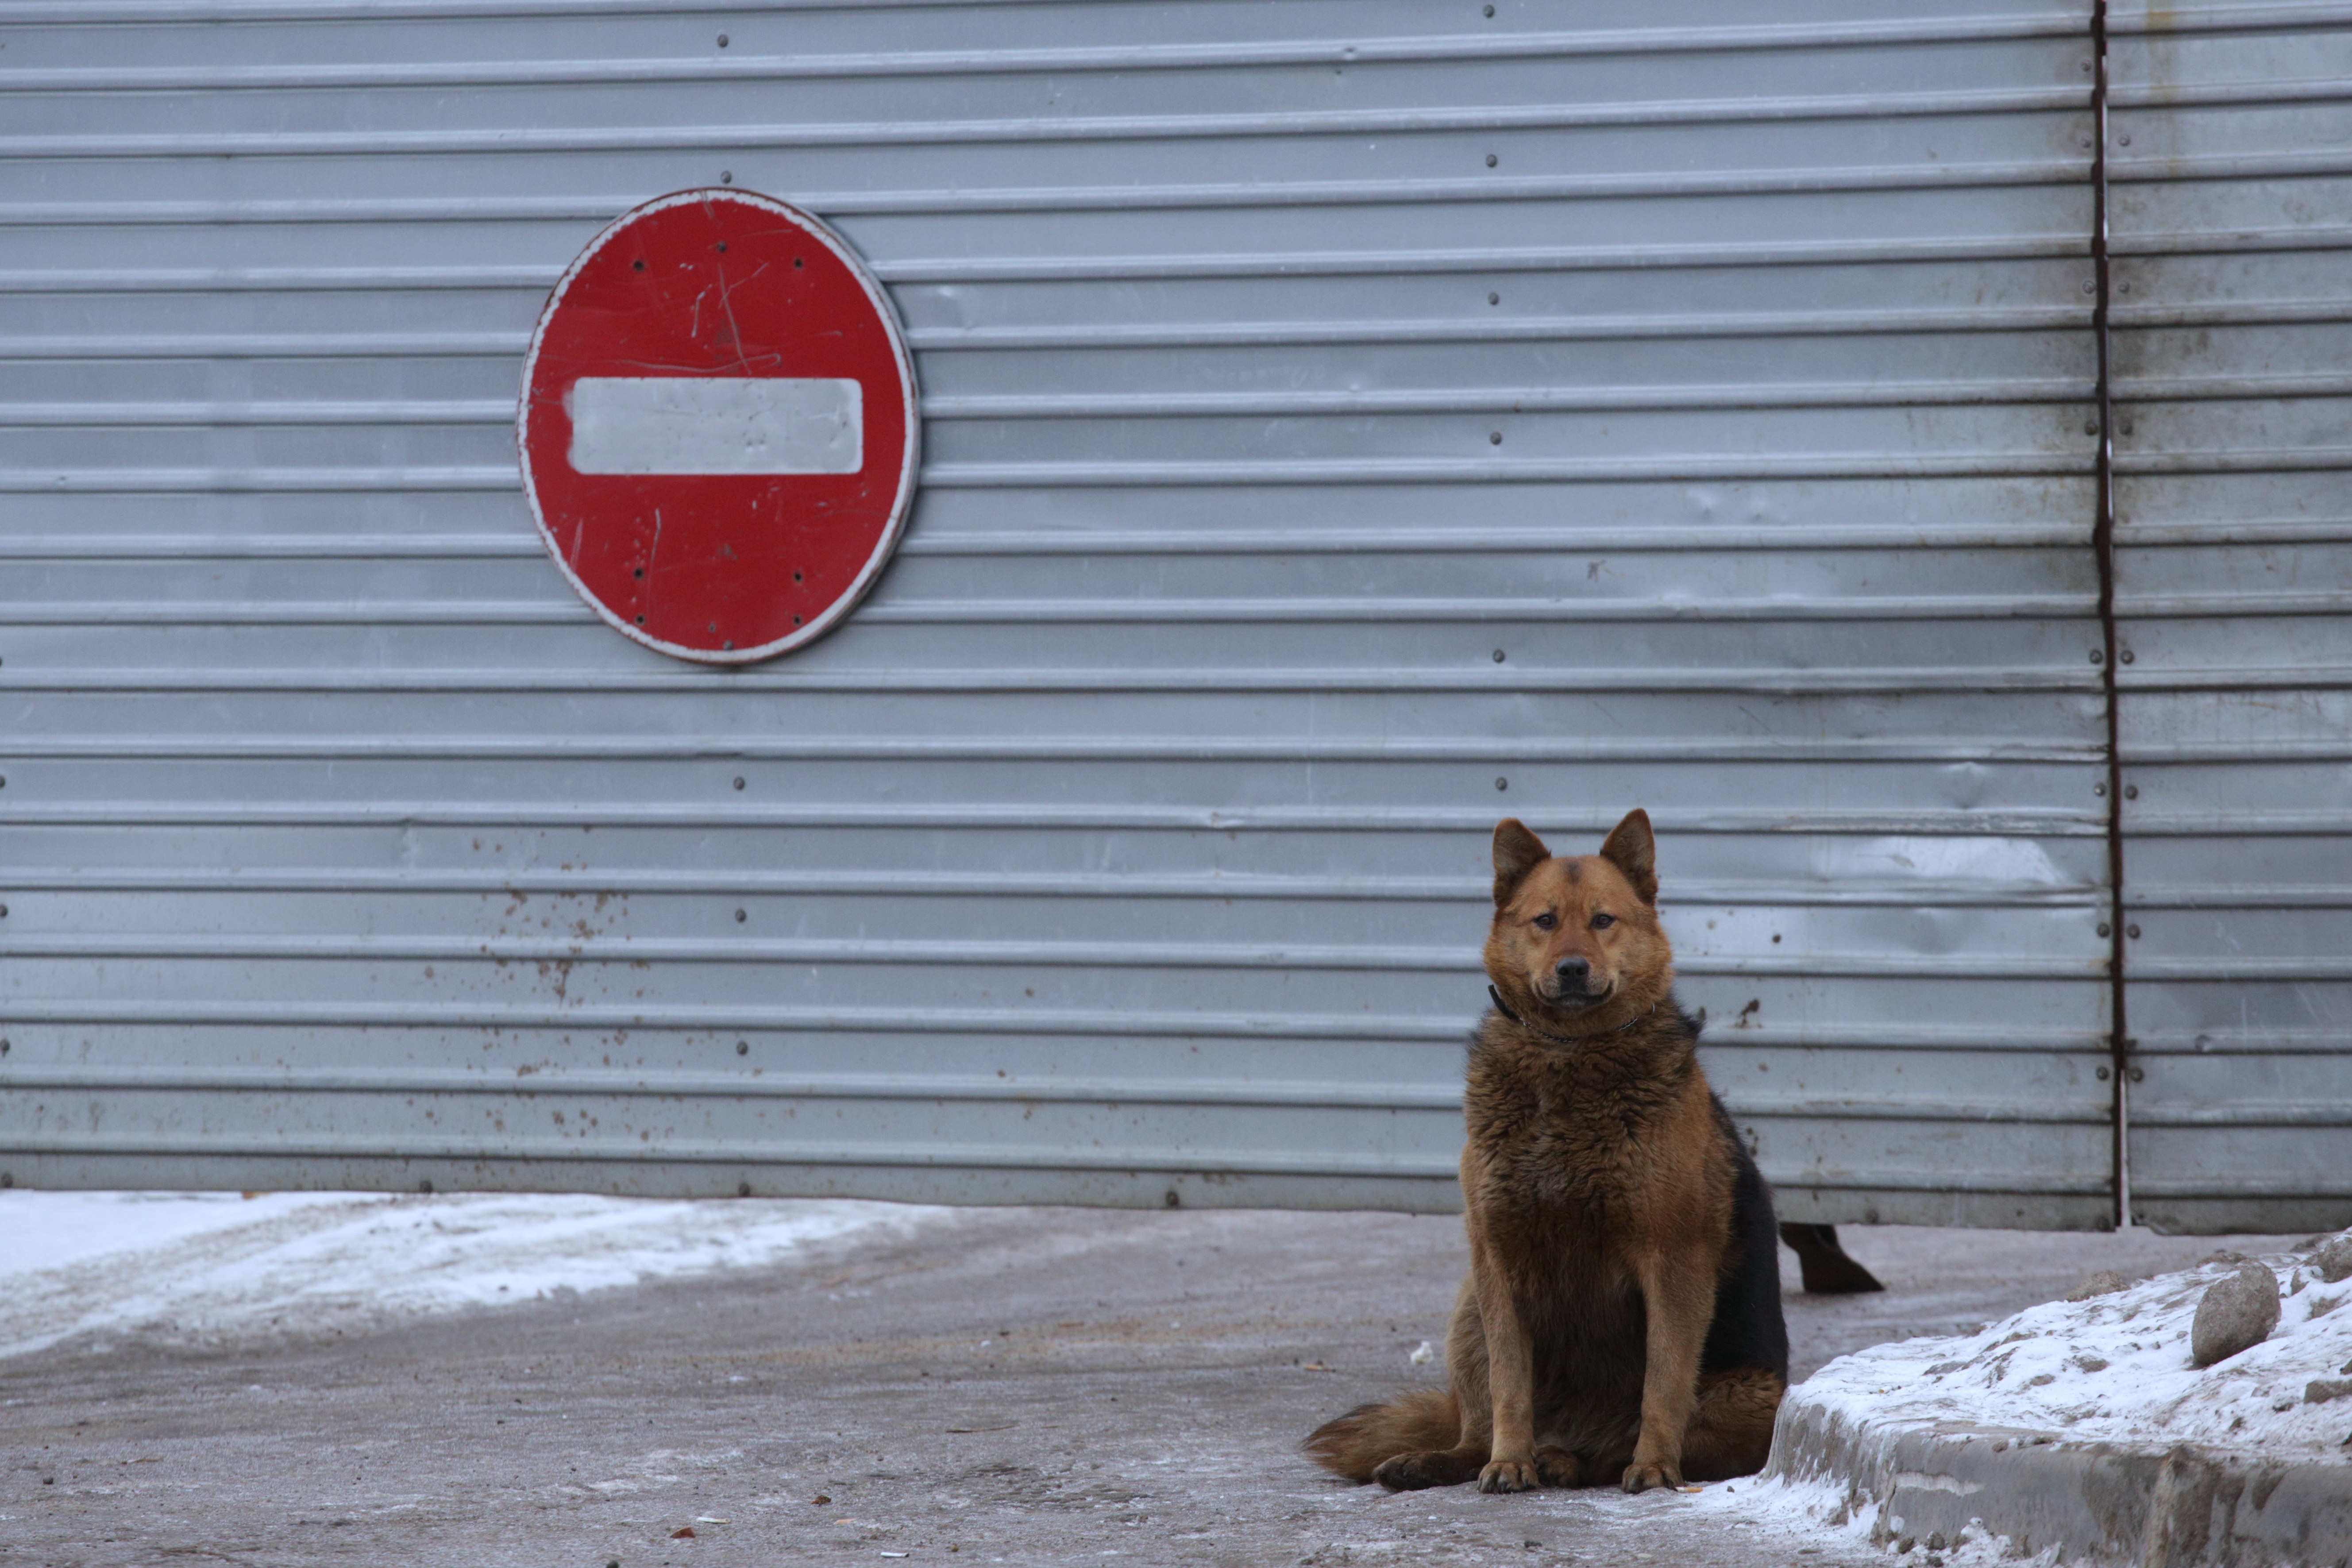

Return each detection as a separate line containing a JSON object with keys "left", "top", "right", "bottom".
{"left": 1554, "top": 957, "right": 1590, "bottom": 987}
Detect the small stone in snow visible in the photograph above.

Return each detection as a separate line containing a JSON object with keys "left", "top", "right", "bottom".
{"left": 2312, "top": 1232, "right": 2352, "bottom": 1284}
{"left": 2073, "top": 1354, "right": 2109, "bottom": 1372}
{"left": 2025, "top": 1373, "right": 2055, "bottom": 1387}
{"left": 2067, "top": 1270, "right": 2128, "bottom": 1301}
{"left": 1926, "top": 1533, "right": 1946, "bottom": 1552}
{"left": 2192, "top": 1260, "right": 2282, "bottom": 1368}
{"left": 2307, "top": 1378, "right": 2352, "bottom": 1405}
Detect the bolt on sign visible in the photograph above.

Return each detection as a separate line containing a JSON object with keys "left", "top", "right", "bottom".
{"left": 518, "top": 189, "right": 920, "bottom": 662}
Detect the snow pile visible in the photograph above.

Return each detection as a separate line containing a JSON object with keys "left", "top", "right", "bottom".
{"left": 0, "top": 1188, "right": 952, "bottom": 1362}
{"left": 1783, "top": 1232, "right": 2352, "bottom": 1459}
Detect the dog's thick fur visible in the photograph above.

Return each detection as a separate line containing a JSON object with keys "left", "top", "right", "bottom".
{"left": 1307, "top": 811, "right": 1788, "bottom": 1494}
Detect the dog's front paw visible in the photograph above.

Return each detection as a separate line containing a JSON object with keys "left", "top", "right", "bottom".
{"left": 1477, "top": 1457, "right": 1539, "bottom": 1493}
{"left": 1619, "top": 1459, "right": 1682, "bottom": 1494}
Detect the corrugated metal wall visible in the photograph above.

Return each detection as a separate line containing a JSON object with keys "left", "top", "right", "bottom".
{"left": 0, "top": 0, "right": 2136, "bottom": 1225}
{"left": 2108, "top": 1, "right": 2352, "bottom": 1235}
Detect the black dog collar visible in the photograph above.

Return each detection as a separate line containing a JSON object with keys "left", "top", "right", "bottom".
{"left": 1488, "top": 984, "right": 1654, "bottom": 1044}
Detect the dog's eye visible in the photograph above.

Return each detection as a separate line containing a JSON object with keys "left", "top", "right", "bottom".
{"left": 1531, "top": 912, "right": 1557, "bottom": 931}
{"left": 1590, "top": 912, "right": 1617, "bottom": 931}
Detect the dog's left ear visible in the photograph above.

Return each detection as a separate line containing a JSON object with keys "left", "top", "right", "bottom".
{"left": 1598, "top": 809, "right": 1658, "bottom": 906}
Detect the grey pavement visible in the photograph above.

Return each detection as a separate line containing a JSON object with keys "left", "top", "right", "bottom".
{"left": 0, "top": 1205, "right": 2299, "bottom": 1568}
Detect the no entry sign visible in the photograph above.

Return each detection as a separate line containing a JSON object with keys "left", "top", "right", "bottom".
{"left": 519, "top": 190, "right": 919, "bottom": 662}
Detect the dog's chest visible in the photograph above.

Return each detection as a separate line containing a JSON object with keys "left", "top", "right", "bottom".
{"left": 1468, "top": 1040, "right": 1690, "bottom": 1211}
{"left": 1475, "top": 1082, "right": 1650, "bottom": 1217}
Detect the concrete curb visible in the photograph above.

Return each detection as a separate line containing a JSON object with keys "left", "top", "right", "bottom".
{"left": 1766, "top": 1396, "right": 2352, "bottom": 1567}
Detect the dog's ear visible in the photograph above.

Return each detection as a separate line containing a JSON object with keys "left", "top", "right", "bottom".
{"left": 1598, "top": 809, "right": 1658, "bottom": 906}
{"left": 1492, "top": 818, "right": 1550, "bottom": 906}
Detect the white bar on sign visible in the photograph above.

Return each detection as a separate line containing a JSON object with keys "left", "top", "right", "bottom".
{"left": 565, "top": 376, "right": 864, "bottom": 475}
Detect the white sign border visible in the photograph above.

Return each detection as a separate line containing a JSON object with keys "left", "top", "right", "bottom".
{"left": 517, "top": 187, "right": 922, "bottom": 665}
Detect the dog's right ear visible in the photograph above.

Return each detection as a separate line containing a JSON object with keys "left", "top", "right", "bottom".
{"left": 1492, "top": 818, "right": 1550, "bottom": 906}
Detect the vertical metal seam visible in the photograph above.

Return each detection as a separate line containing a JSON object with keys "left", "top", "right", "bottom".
{"left": 2089, "top": 0, "right": 2132, "bottom": 1229}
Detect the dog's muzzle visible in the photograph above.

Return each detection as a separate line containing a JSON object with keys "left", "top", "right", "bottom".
{"left": 1542, "top": 957, "right": 1610, "bottom": 1009}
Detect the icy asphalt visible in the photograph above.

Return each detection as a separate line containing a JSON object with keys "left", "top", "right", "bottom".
{"left": 0, "top": 1200, "right": 2302, "bottom": 1568}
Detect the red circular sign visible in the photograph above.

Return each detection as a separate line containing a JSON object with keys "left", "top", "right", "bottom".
{"left": 519, "top": 189, "right": 918, "bottom": 662}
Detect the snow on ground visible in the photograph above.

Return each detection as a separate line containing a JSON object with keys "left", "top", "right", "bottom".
{"left": 8, "top": 1195, "right": 2345, "bottom": 1563}
{"left": 1780, "top": 1231, "right": 2352, "bottom": 1460}
{"left": 0, "top": 1188, "right": 953, "bottom": 1362}
{"left": 1674, "top": 1233, "right": 2352, "bottom": 1566}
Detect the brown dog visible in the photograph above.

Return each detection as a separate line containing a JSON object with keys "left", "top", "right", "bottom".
{"left": 1308, "top": 811, "right": 1787, "bottom": 1493}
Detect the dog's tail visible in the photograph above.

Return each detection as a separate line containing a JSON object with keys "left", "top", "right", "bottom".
{"left": 1303, "top": 1389, "right": 1460, "bottom": 1482}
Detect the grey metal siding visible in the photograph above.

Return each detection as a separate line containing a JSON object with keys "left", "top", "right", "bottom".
{"left": 0, "top": 1, "right": 2116, "bottom": 1223}
{"left": 2108, "top": 0, "right": 2352, "bottom": 1235}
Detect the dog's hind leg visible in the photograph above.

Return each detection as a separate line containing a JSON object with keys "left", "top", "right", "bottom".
{"left": 1371, "top": 1445, "right": 1485, "bottom": 1491}
{"left": 1777, "top": 1223, "right": 1883, "bottom": 1294}
{"left": 1530, "top": 1445, "right": 1582, "bottom": 1487}
{"left": 1530, "top": 1403, "right": 1640, "bottom": 1491}
{"left": 1370, "top": 1276, "right": 1493, "bottom": 1491}
{"left": 1676, "top": 1368, "right": 1785, "bottom": 1482}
